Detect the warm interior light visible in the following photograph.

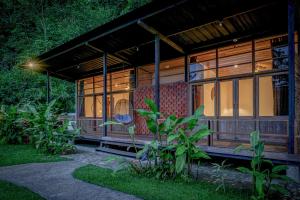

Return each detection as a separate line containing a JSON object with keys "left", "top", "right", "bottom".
{"left": 28, "top": 62, "right": 34, "bottom": 68}
{"left": 234, "top": 64, "right": 238, "bottom": 68}
{"left": 165, "top": 65, "right": 170, "bottom": 69}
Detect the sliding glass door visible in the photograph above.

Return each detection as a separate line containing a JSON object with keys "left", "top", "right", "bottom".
{"left": 217, "top": 78, "right": 255, "bottom": 146}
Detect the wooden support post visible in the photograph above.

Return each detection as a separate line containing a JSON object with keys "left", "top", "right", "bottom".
{"left": 288, "top": 0, "right": 295, "bottom": 154}
{"left": 154, "top": 35, "right": 160, "bottom": 111}
{"left": 75, "top": 80, "right": 78, "bottom": 122}
{"left": 184, "top": 54, "right": 189, "bottom": 82}
{"left": 103, "top": 52, "right": 108, "bottom": 137}
{"left": 154, "top": 35, "right": 160, "bottom": 166}
{"left": 46, "top": 71, "right": 50, "bottom": 104}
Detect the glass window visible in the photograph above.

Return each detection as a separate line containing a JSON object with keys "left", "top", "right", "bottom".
{"left": 95, "top": 96, "right": 102, "bottom": 118}
{"left": 82, "top": 77, "right": 93, "bottom": 95}
{"left": 193, "top": 83, "right": 215, "bottom": 116}
{"left": 95, "top": 96, "right": 113, "bottom": 119}
{"left": 255, "top": 35, "right": 288, "bottom": 72}
{"left": 189, "top": 50, "right": 216, "bottom": 81}
{"left": 238, "top": 78, "right": 253, "bottom": 116}
{"left": 84, "top": 96, "right": 94, "bottom": 117}
{"left": 218, "top": 42, "right": 252, "bottom": 77}
{"left": 112, "top": 93, "right": 130, "bottom": 116}
{"left": 220, "top": 80, "right": 233, "bottom": 116}
{"left": 94, "top": 75, "right": 111, "bottom": 93}
{"left": 259, "top": 74, "right": 288, "bottom": 116}
{"left": 138, "top": 58, "right": 184, "bottom": 87}
{"left": 111, "top": 70, "right": 131, "bottom": 91}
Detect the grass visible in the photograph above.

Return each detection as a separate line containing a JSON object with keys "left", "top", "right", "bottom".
{"left": 0, "top": 144, "right": 66, "bottom": 167}
{"left": 0, "top": 180, "right": 44, "bottom": 200}
{"left": 73, "top": 165, "right": 251, "bottom": 200}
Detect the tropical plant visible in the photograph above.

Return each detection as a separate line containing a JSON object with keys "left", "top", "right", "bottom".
{"left": 0, "top": 105, "right": 30, "bottom": 144}
{"left": 211, "top": 160, "right": 231, "bottom": 192}
{"left": 136, "top": 98, "right": 211, "bottom": 178}
{"left": 22, "top": 100, "right": 79, "bottom": 154}
{"left": 235, "top": 131, "right": 292, "bottom": 200}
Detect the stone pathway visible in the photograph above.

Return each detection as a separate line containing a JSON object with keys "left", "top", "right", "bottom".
{"left": 0, "top": 145, "right": 141, "bottom": 200}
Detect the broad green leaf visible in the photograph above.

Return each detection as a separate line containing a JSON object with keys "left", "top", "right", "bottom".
{"left": 167, "top": 134, "right": 179, "bottom": 143}
{"left": 136, "top": 109, "right": 153, "bottom": 117}
{"left": 250, "top": 131, "right": 260, "bottom": 147}
{"left": 237, "top": 167, "right": 252, "bottom": 174}
{"left": 270, "top": 184, "right": 288, "bottom": 195}
{"left": 99, "top": 121, "right": 123, "bottom": 127}
{"left": 162, "top": 144, "right": 176, "bottom": 151}
{"left": 175, "top": 145, "right": 187, "bottom": 156}
{"left": 255, "top": 142, "right": 264, "bottom": 157}
{"left": 175, "top": 153, "right": 186, "bottom": 173}
{"left": 146, "top": 119, "right": 157, "bottom": 133}
{"left": 150, "top": 140, "right": 159, "bottom": 150}
{"left": 255, "top": 173, "right": 265, "bottom": 198}
{"left": 145, "top": 98, "right": 158, "bottom": 113}
{"left": 262, "top": 159, "right": 273, "bottom": 166}
{"left": 234, "top": 144, "right": 247, "bottom": 153}
{"left": 270, "top": 174, "right": 292, "bottom": 182}
{"left": 189, "top": 127, "right": 210, "bottom": 142}
{"left": 191, "top": 149, "right": 210, "bottom": 159}
{"left": 194, "top": 105, "right": 204, "bottom": 118}
{"left": 272, "top": 165, "right": 287, "bottom": 173}
{"left": 136, "top": 144, "right": 149, "bottom": 159}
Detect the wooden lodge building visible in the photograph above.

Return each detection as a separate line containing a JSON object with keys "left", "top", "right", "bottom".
{"left": 24, "top": 0, "right": 300, "bottom": 171}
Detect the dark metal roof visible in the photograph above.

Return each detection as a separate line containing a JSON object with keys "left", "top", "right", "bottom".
{"left": 26, "top": 0, "right": 287, "bottom": 81}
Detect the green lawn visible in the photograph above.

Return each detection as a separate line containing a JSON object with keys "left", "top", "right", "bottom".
{"left": 73, "top": 165, "right": 250, "bottom": 200}
{"left": 0, "top": 180, "right": 44, "bottom": 200}
{"left": 0, "top": 144, "right": 66, "bottom": 167}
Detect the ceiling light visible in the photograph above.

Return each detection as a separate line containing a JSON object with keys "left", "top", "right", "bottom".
{"left": 217, "top": 20, "right": 223, "bottom": 27}
{"left": 234, "top": 64, "right": 238, "bottom": 68}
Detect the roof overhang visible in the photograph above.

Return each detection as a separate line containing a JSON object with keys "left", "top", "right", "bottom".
{"left": 21, "top": 0, "right": 290, "bottom": 81}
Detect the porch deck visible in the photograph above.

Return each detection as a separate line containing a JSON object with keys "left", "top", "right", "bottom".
{"left": 77, "top": 132, "right": 300, "bottom": 166}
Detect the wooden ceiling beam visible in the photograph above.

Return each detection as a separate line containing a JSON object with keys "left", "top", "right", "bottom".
{"left": 137, "top": 20, "right": 185, "bottom": 54}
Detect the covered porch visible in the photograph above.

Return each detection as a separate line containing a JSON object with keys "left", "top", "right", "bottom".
{"left": 28, "top": 0, "right": 300, "bottom": 157}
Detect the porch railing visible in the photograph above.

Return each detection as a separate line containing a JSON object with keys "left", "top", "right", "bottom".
{"left": 198, "top": 118, "right": 288, "bottom": 152}
{"left": 77, "top": 117, "right": 289, "bottom": 153}
{"left": 77, "top": 118, "right": 132, "bottom": 139}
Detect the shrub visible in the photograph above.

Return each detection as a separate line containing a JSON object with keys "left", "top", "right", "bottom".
{"left": 135, "top": 98, "right": 211, "bottom": 179}
{"left": 22, "top": 100, "right": 79, "bottom": 154}
{"left": 235, "top": 131, "right": 292, "bottom": 200}
{"left": 0, "top": 105, "right": 29, "bottom": 144}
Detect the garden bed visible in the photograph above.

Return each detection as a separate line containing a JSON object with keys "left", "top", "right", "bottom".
{"left": 73, "top": 164, "right": 251, "bottom": 200}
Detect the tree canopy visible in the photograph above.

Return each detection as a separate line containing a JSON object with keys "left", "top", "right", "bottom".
{"left": 0, "top": 0, "right": 150, "bottom": 112}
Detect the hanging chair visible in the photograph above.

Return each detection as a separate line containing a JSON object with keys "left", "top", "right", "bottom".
{"left": 113, "top": 99, "right": 133, "bottom": 124}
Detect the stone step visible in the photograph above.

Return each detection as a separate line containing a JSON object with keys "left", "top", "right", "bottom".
{"left": 96, "top": 147, "right": 136, "bottom": 158}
